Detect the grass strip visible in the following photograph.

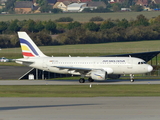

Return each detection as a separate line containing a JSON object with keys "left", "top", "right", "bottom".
{"left": 0, "top": 12, "right": 160, "bottom": 22}
{"left": 0, "top": 84, "right": 160, "bottom": 97}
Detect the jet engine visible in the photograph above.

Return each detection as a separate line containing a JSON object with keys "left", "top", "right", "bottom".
{"left": 91, "top": 70, "right": 107, "bottom": 80}
{"left": 108, "top": 74, "right": 121, "bottom": 79}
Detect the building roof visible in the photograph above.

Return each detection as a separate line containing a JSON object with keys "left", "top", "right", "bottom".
{"left": 33, "top": 0, "right": 36, "bottom": 3}
{"left": 80, "top": 0, "right": 91, "bottom": 2}
{"left": 68, "top": 3, "right": 86, "bottom": 7}
{"left": 0, "top": 0, "right": 7, "bottom": 2}
{"left": 15, "top": 1, "right": 33, "bottom": 8}
{"left": 47, "top": 0, "right": 57, "bottom": 4}
{"left": 86, "top": 1, "right": 106, "bottom": 8}
{"left": 154, "top": 0, "right": 160, "bottom": 4}
{"left": 109, "top": 0, "right": 125, "bottom": 4}
{"left": 53, "top": 1, "right": 70, "bottom": 8}
{"left": 63, "top": 1, "right": 71, "bottom": 5}
{"left": 136, "top": 0, "right": 148, "bottom": 6}
{"left": 53, "top": 2, "right": 60, "bottom": 7}
{"left": 33, "top": 5, "right": 39, "bottom": 10}
{"left": 57, "top": 0, "right": 79, "bottom": 2}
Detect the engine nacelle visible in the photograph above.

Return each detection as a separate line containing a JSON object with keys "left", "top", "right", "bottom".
{"left": 108, "top": 74, "right": 121, "bottom": 79}
{"left": 91, "top": 70, "right": 107, "bottom": 80}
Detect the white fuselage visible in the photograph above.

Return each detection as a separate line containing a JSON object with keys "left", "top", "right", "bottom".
{"left": 16, "top": 32, "right": 153, "bottom": 82}
{"left": 17, "top": 56, "right": 152, "bottom": 76}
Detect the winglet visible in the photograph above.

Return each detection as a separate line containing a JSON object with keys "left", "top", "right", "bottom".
{"left": 18, "top": 32, "right": 47, "bottom": 58}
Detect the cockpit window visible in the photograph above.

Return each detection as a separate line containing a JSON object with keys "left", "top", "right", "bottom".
{"left": 138, "top": 62, "right": 146, "bottom": 64}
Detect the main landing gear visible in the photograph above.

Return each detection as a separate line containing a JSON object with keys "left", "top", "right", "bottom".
{"left": 79, "top": 77, "right": 94, "bottom": 83}
{"left": 79, "top": 78, "right": 85, "bottom": 83}
{"left": 79, "top": 74, "right": 85, "bottom": 83}
{"left": 130, "top": 74, "right": 134, "bottom": 82}
{"left": 88, "top": 77, "right": 94, "bottom": 82}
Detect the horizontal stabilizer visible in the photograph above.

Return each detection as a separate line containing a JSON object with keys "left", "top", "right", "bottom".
{"left": 15, "top": 59, "right": 34, "bottom": 66}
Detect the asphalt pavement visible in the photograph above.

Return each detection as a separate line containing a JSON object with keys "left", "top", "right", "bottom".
{"left": 0, "top": 97, "right": 160, "bottom": 120}
{"left": 0, "top": 66, "right": 30, "bottom": 79}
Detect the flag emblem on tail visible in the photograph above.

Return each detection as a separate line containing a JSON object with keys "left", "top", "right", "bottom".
{"left": 20, "top": 38, "right": 39, "bottom": 57}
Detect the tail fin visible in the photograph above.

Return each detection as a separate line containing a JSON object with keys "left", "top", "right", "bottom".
{"left": 18, "top": 32, "right": 47, "bottom": 58}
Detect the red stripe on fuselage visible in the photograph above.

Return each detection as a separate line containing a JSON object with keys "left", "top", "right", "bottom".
{"left": 22, "top": 52, "right": 35, "bottom": 57}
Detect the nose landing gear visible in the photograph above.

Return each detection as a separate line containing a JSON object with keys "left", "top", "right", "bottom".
{"left": 130, "top": 74, "right": 134, "bottom": 82}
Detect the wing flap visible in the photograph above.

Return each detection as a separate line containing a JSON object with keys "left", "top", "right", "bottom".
{"left": 53, "top": 66, "right": 113, "bottom": 74}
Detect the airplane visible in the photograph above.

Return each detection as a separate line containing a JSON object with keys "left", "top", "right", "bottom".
{"left": 15, "top": 32, "right": 153, "bottom": 83}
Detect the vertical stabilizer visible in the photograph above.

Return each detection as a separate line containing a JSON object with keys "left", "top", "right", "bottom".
{"left": 18, "top": 32, "right": 47, "bottom": 58}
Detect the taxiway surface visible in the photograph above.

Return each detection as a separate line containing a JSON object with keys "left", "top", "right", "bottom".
{"left": 0, "top": 79, "right": 160, "bottom": 85}
{"left": 1, "top": 97, "right": 160, "bottom": 120}
{"left": 1, "top": 80, "right": 160, "bottom": 120}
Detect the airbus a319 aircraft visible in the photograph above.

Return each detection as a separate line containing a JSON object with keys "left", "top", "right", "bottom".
{"left": 16, "top": 32, "right": 153, "bottom": 83}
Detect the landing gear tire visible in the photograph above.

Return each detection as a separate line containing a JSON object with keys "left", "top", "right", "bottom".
{"left": 88, "top": 77, "right": 94, "bottom": 82}
{"left": 130, "top": 74, "right": 134, "bottom": 82}
{"left": 79, "top": 78, "right": 85, "bottom": 83}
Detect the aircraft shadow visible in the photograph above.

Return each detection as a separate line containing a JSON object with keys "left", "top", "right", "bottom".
{"left": 0, "top": 103, "right": 97, "bottom": 111}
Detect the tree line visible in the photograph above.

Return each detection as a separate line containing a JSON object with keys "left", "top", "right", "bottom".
{"left": 1, "top": 14, "right": 160, "bottom": 48}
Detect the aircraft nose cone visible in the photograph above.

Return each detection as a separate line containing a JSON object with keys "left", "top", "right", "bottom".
{"left": 148, "top": 65, "right": 153, "bottom": 72}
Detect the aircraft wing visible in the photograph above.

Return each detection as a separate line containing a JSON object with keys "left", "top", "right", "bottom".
{"left": 53, "top": 66, "right": 92, "bottom": 72}
{"left": 53, "top": 66, "right": 113, "bottom": 74}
